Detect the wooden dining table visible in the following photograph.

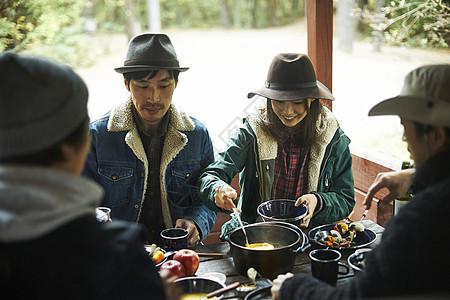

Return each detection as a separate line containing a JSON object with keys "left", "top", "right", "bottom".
{"left": 192, "top": 220, "right": 384, "bottom": 299}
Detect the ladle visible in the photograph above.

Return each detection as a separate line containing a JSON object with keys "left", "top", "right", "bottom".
{"left": 233, "top": 208, "right": 250, "bottom": 246}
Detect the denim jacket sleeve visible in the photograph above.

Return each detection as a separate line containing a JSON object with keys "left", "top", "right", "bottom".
{"left": 164, "top": 118, "right": 217, "bottom": 241}
{"left": 82, "top": 115, "right": 145, "bottom": 222}
{"left": 83, "top": 114, "right": 217, "bottom": 241}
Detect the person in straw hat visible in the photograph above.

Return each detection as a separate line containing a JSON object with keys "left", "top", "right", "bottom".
{"left": 0, "top": 53, "right": 168, "bottom": 299}
{"left": 271, "top": 64, "right": 450, "bottom": 299}
{"left": 198, "top": 53, "right": 355, "bottom": 235}
{"left": 83, "top": 33, "right": 217, "bottom": 247}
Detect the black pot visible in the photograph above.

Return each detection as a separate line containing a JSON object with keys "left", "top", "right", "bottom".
{"left": 227, "top": 222, "right": 310, "bottom": 280}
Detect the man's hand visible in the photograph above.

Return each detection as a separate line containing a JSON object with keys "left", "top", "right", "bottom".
{"left": 295, "top": 194, "right": 317, "bottom": 228}
{"left": 213, "top": 185, "right": 239, "bottom": 212}
{"left": 175, "top": 218, "right": 200, "bottom": 248}
{"left": 363, "top": 168, "right": 415, "bottom": 210}
{"left": 271, "top": 272, "right": 294, "bottom": 300}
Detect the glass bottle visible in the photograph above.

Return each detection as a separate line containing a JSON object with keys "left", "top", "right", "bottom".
{"left": 393, "top": 161, "right": 413, "bottom": 216}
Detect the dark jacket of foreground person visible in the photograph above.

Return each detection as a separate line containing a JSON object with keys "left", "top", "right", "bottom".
{"left": 0, "top": 166, "right": 166, "bottom": 300}
{"left": 279, "top": 148, "right": 450, "bottom": 299}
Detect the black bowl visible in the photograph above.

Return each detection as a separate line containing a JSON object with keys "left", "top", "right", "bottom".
{"left": 257, "top": 199, "right": 307, "bottom": 227}
{"left": 348, "top": 248, "right": 372, "bottom": 272}
{"left": 175, "top": 277, "right": 226, "bottom": 298}
{"left": 308, "top": 223, "right": 377, "bottom": 250}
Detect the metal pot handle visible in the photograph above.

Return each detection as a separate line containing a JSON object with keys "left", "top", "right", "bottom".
{"left": 219, "top": 228, "right": 232, "bottom": 242}
{"left": 219, "top": 232, "right": 228, "bottom": 242}
{"left": 219, "top": 219, "right": 249, "bottom": 242}
{"left": 292, "top": 229, "right": 311, "bottom": 254}
{"left": 262, "top": 221, "right": 310, "bottom": 253}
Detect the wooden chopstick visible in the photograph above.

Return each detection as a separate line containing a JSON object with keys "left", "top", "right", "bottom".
{"left": 206, "top": 281, "right": 240, "bottom": 298}
{"left": 197, "top": 252, "right": 224, "bottom": 257}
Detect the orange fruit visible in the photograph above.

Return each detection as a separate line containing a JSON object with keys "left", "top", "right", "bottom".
{"left": 152, "top": 251, "right": 165, "bottom": 264}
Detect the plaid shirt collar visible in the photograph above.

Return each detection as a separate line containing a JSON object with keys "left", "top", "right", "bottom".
{"left": 271, "top": 128, "right": 310, "bottom": 200}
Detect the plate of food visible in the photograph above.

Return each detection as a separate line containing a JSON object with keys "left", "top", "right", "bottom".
{"left": 145, "top": 243, "right": 167, "bottom": 268}
{"left": 308, "top": 221, "right": 377, "bottom": 250}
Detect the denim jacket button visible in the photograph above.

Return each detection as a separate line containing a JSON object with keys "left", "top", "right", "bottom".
{"left": 134, "top": 204, "right": 139, "bottom": 209}
{"left": 186, "top": 173, "right": 190, "bottom": 178}
{"left": 111, "top": 174, "right": 117, "bottom": 180}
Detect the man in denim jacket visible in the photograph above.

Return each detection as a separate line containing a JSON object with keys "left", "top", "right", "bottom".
{"left": 83, "top": 33, "right": 217, "bottom": 247}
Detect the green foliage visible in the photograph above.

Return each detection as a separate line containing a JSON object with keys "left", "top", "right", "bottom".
{"left": 91, "top": 0, "right": 306, "bottom": 31}
{"left": 21, "top": 24, "right": 100, "bottom": 68}
{"left": 159, "top": 0, "right": 222, "bottom": 28}
{"left": 0, "top": 0, "right": 38, "bottom": 51}
{"left": 93, "top": 0, "right": 126, "bottom": 33}
{"left": 1, "top": 0, "right": 95, "bottom": 67}
{"left": 354, "top": 0, "right": 450, "bottom": 48}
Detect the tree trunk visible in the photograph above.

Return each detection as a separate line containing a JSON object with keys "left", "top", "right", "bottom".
{"left": 249, "top": 0, "right": 258, "bottom": 28}
{"left": 219, "top": 0, "right": 231, "bottom": 29}
{"left": 271, "top": 0, "right": 278, "bottom": 26}
{"left": 337, "top": 0, "right": 355, "bottom": 52}
{"left": 232, "top": 0, "right": 241, "bottom": 28}
{"left": 373, "top": 0, "right": 385, "bottom": 52}
{"left": 125, "top": 0, "right": 136, "bottom": 40}
{"left": 147, "top": 0, "right": 161, "bottom": 32}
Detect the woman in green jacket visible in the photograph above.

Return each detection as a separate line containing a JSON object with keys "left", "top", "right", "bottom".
{"left": 198, "top": 53, "right": 355, "bottom": 234}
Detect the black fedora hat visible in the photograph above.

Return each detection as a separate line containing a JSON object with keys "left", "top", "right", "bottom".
{"left": 114, "top": 33, "right": 189, "bottom": 74}
{"left": 248, "top": 53, "right": 334, "bottom": 101}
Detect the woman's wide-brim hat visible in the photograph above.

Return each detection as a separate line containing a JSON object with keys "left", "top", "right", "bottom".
{"left": 115, "top": 33, "right": 189, "bottom": 74}
{"left": 248, "top": 53, "right": 334, "bottom": 101}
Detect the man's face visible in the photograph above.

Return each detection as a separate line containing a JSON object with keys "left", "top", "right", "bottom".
{"left": 271, "top": 99, "right": 307, "bottom": 127}
{"left": 401, "top": 118, "right": 426, "bottom": 168}
{"left": 126, "top": 70, "right": 176, "bottom": 132}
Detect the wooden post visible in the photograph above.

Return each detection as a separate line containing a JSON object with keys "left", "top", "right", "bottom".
{"left": 307, "top": 0, "right": 333, "bottom": 110}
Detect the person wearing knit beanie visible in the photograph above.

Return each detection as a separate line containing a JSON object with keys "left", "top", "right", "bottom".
{"left": 0, "top": 53, "right": 168, "bottom": 299}
{"left": 0, "top": 52, "right": 88, "bottom": 160}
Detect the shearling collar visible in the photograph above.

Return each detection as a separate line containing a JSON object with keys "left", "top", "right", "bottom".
{"left": 247, "top": 106, "right": 339, "bottom": 160}
{"left": 247, "top": 106, "right": 339, "bottom": 192}
{"left": 107, "top": 97, "right": 195, "bottom": 133}
{"left": 104, "top": 97, "right": 195, "bottom": 229}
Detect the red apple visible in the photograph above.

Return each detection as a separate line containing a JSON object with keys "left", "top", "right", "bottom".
{"left": 160, "top": 260, "right": 186, "bottom": 279}
{"left": 173, "top": 249, "right": 200, "bottom": 276}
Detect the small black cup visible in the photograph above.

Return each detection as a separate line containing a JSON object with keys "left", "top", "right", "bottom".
{"left": 160, "top": 228, "right": 188, "bottom": 251}
{"left": 309, "top": 249, "right": 350, "bottom": 285}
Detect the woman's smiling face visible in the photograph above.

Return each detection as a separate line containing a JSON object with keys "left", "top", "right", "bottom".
{"left": 271, "top": 99, "right": 307, "bottom": 127}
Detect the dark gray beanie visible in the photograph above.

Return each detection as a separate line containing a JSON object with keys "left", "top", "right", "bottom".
{"left": 0, "top": 53, "right": 88, "bottom": 159}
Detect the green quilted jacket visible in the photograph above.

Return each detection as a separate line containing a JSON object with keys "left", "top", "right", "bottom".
{"left": 198, "top": 106, "right": 355, "bottom": 234}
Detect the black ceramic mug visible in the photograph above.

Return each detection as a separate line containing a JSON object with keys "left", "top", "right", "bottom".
{"left": 309, "top": 249, "right": 350, "bottom": 285}
{"left": 160, "top": 228, "right": 188, "bottom": 251}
